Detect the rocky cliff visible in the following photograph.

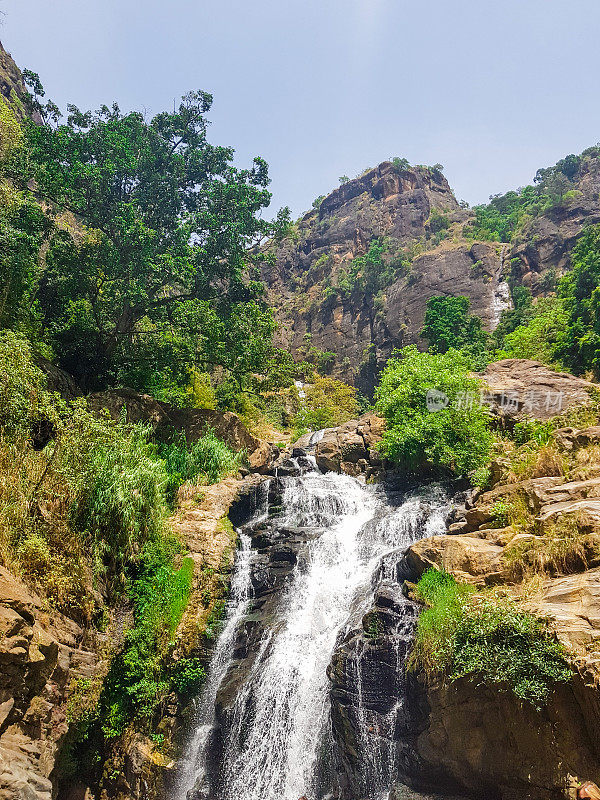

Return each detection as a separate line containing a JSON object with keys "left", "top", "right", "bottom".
{"left": 328, "top": 363, "right": 600, "bottom": 800}
{"left": 264, "top": 154, "right": 600, "bottom": 392}
{"left": 263, "top": 162, "right": 508, "bottom": 391}
{"left": 0, "top": 42, "right": 30, "bottom": 119}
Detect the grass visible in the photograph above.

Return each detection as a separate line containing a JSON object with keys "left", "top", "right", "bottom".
{"left": 409, "top": 569, "right": 572, "bottom": 709}
{"left": 155, "top": 428, "right": 245, "bottom": 503}
{"left": 504, "top": 514, "right": 598, "bottom": 579}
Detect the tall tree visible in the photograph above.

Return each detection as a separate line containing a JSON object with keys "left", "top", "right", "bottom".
{"left": 12, "top": 77, "right": 289, "bottom": 391}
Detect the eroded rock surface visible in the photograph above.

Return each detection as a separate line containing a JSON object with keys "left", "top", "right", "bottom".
{"left": 0, "top": 568, "right": 101, "bottom": 800}
{"left": 313, "top": 414, "right": 386, "bottom": 476}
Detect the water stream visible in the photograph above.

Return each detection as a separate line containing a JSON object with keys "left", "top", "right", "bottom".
{"left": 176, "top": 468, "right": 451, "bottom": 800}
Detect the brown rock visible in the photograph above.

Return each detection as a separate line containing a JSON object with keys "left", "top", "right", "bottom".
{"left": 528, "top": 568, "right": 600, "bottom": 653}
{"left": 482, "top": 359, "right": 595, "bottom": 422}
{"left": 404, "top": 535, "right": 507, "bottom": 585}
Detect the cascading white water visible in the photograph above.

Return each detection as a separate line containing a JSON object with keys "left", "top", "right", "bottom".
{"left": 203, "top": 473, "right": 450, "bottom": 800}
{"left": 176, "top": 533, "right": 254, "bottom": 798}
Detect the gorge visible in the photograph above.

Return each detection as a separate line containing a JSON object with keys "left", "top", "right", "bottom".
{"left": 1, "top": 34, "right": 600, "bottom": 800}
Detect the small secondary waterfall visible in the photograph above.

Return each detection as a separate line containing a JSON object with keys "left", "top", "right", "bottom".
{"left": 177, "top": 469, "right": 450, "bottom": 800}
{"left": 176, "top": 533, "right": 254, "bottom": 797}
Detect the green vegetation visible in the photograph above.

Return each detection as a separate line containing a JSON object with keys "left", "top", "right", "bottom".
{"left": 555, "top": 224, "right": 600, "bottom": 377}
{"left": 375, "top": 346, "right": 492, "bottom": 476}
{"left": 155, "top": 429, "right": 245, "bottom": 503}
{"left": 293, "top": 374, "right": 360, "bottom": 435}
{"left": 1, "top": 73, "right": 290, "bottom": 403}
{"left": 409, "top": 569, "right": 572, "bottom": 709}
{"left": 421, "top": 295, "right": 489, "bottom": 368}
{"left": 496, "top": 296, "right": 567, "bottom": 366}
{"left": 0, "top": 330, "right": 242, "bottom": 760}
{"left": 464, "top": 149, "right": 598, "bottom": 243}
{"left": 323, "top": 238, "right": 411, "bottom": 306}
{"left": 99, "top": 543, "right": 194, "bottom": 737}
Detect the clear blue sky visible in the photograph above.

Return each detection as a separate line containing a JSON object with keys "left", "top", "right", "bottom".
{"left": 2, "top": 0, "right": 599, "bottom": 218}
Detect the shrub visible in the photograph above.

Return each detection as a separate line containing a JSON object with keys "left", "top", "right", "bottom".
{"left": 409, "top": 569, "right": 572, "bottom": 708}
{"left": 420, "top": 295, "right": 489, "bottom": 364}
{"left": 293, "top": 374, "right": 360, "bottom": 432}
{"left": 0, "top": 331, "right": 47, "bottom": 437}
{"left": 375, "top": 346, "right": 492, "bottom": 476}
{"left": 155, "top": 428, "right": 244, "bottom": 502}
{"left": 170, "top": 655, "right": 206, "bottom": 702}
{"left": 99, "top": 544, "right": 194, "bottom": 736}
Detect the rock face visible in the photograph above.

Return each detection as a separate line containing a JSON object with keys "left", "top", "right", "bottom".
{"left": 0, "top": 42, "right": 32, "bottom": 121}
{"left": 510, "top": 158, "right": 600, "bottom": 294}
{"left": 0, "top": 567, "right": 101, "bottom": 800}
{"left": 482, "top": 359, "right": 596, "bottom": 424}
{"left": 262, "top": 161, "right": 508, "bottom": 391}
{"left": 312, "top": 414, "right": 386, "bottom": 476}
{"left": 329, "top": 418, "right": 600, "bottom": 800}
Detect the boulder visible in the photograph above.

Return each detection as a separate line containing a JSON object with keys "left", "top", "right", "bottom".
{"left": 404, "top": 535, "right": 507, "bottom": 585}
{"left": 481, "top": 359, "right": 596, "bottom": 423}
{"left": 313, "top": 414, "right": 385, "bottom": 476}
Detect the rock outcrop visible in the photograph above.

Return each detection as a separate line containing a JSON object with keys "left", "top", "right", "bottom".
{"left": 0, "top": 567, "right": 101, "bottom": 800}
{"left": 330, "top": 413, "right": 600, "bottom": 800}
{"left": 481, "top": 359, "right": 596, "bottom": 424}
{"left": 510, "top": 157, "right": 600, "bottom": 294}
{"left": 310, "top": 414, "right": 386, "bottom": 477}
{"left": 262, "top": 162, "right": 508, "bottom": 391}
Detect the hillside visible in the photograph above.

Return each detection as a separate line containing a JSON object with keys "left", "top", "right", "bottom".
{"left": 264, "top": 151, "right": 600, "bottom": 392}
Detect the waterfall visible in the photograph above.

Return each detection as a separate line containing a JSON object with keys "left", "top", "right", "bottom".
{"left": 176, "top": 533, "right": 254, "bottom": 798}
{"left": 177, "top": 470, "right": 450, "bottom": 800}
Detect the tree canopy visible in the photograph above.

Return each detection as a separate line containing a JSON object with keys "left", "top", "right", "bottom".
{"left": 7, "top": 76, "right": 290, "bottom": 393}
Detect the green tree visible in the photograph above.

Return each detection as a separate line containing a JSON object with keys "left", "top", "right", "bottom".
{"left": 556, "top": 224, "right": 600, "bottom": 377}
{"left": 12, "top": 79, "right": 290, "bottom": 392}
{"left": 496, "top": 296, "right": 567, "bottom": 367}
{"left": 420, "top": 295, "right": 488, "bottom": 357}
{"left": 375, "top": 346, "right": 492, "bottom": 476}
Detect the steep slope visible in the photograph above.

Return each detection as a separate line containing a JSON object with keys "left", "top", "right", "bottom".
{"left": 0, "top": 41, "right": 30, "bottom": 119}
{"left": 509, "top": 154, "right": 600, "bottom": 292}
{"left": 264, "top": 150, "right": 600, "bottom": 392}
{"left": 263, "top": 161, "right": 508, "bottom": 391}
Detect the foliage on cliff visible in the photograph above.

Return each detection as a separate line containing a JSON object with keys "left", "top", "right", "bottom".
{"left": 375, "top": 346, "right": 492, "bottom": 476}
{"left": 464, "top": 147, "right": 600, "bottom": 243}
{"left": 410, "top": 569, "right": 572, "bottom": 709}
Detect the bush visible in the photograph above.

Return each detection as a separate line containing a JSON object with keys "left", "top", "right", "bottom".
{"left": 0, "top": 331, "right": 47, "bottom": 437}
{"left": 155, "top": 428, "right": 244, "bottom": 502}
{"left": 56, "top": 404, "right": 168, "bottom": 583}
{"left": 99, "top": 544, "right": 194, "bottom": 736}
{"left": 375, "top": 346, "right": 492, "bottom": 476}
{"left": 496, "top": 296, "right": 567, "bottom": 366}
{"left": 420, "top": 295, "right": 489, "bottom": 366}
{"left": 409, "top": 570, "right": 572, "bottom": 708}
{"left": 293, "top": 374, "right": 360, "bottom": 433}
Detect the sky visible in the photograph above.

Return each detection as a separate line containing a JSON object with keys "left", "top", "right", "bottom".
{"left": 2, "top": 0, "right": 600, "bottom": 218}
